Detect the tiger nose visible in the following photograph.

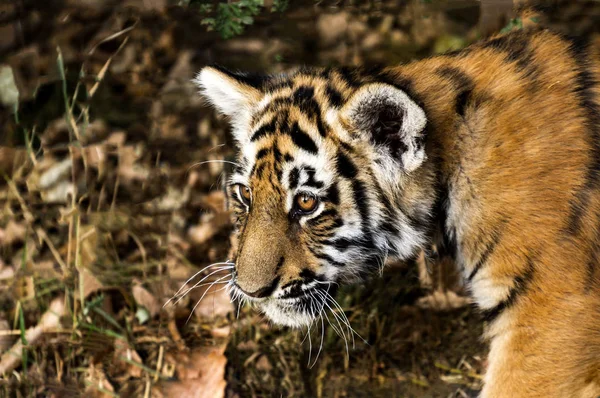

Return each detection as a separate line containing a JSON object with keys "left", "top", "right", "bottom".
{"left": 237, "top": 277, "right": 280, "bottom": 298}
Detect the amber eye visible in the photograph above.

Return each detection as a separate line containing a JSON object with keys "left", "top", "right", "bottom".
{"left": 295, "top": 192, "right": 318, "bottom": 214}
{"left": 236, "top": 185, "right": 252, "bottom": 206}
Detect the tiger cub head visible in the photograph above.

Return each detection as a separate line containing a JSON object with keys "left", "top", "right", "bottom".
{"left": 196, "top": 66, "right": 437, "bottom": 327}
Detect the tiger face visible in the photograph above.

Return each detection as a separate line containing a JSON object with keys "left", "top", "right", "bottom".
{"left": 195, "top": 66, "right": 437, "bottom": 327}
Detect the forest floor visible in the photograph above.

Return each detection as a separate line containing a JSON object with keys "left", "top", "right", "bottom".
{"left": 0, "top": 1, "right": 492, "bottom": 397}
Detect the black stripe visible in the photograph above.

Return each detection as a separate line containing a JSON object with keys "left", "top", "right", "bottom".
{"left": 293, "top": 86, "right": 314, "bottom": 102}
{"left": 293, "top": 86, "right": 321, "bottom": 120}
{"left": 306, "top": 209, "right": 342, "bottom": 229}
{"left": 335, "top": 150, "right": 370, "bottom": 232}
{"left": 288, "top": 123, "right": 318, "bottom": 154}
{"left": 315, "top": 114, "right": 327, "bottom": 137}
{"left": 336, "top": 150, "right": 358, "bottom": 179}
{"left": 299, "top": 268, "right": 316, "bottom": 281}
{"left": 322, "top": 237, "right": 356, "bottom": 252}
{"left": 436, "top": 66, "right": 475, "bottom": 117}
{"left": 304, "top": 167, "right": 324, "bottom": 189}
{"left": 288, "top": 167, "right": 300, "bottom": 190}
{"left": 467, "top": 221, "right": 507, "bottom": 282}
{"left": 351, "top": 179, "right": 369, "bottom": 230}
{"left": 255, "top": 148, "right": 269, "bottom": 160}
{"left": 255, "top": 163, "right": 265, "bottom": 179}
{"left": 482, "top": 254, "right": 536, "bottom": 323}
{"left": 482, "top": 32, "right": 539, "bottom": 86}
{"left": 312, "top": 251, "right": 345, "bottom": 268}
{"left": 275, "top": 256, "right": 284, "bottom": 272}
{"left": 209, "top": 64, "right": 268, "bottom": 89}
{"left": 326, "top": 183, "right": 340, "bottom": 205}
{"left": 564, "top": 35, "right": 600, "bottom": 235}
{"left": 337, "top": 67, "right": 362, "bottom": 88}
{"left": 325, "top": 86, "right": 343, "bottom": 107}
{"left": 276, "top": 109, "right": 291, "bottom": 134}
{"left": 432, "top": 179, "right": 457, "bottom": 262}
{"left": 250, "top": 119, "right": 276, "bottom": 142}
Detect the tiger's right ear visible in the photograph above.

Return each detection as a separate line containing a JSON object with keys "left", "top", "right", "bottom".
{"left": 194, "top": 66, "right": 265, "bottom": 133}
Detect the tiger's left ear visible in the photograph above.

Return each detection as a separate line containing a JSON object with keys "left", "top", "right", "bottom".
{"left": 342, "top": 83, "right": 427, "bottom": 173}
{"left": 194, "top": 66, "right": 265, "bottom": 137}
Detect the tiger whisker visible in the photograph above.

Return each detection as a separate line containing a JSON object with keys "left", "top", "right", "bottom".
{"left": 167, "top": 266, "right": 234, "bottom": 306}
{"left": 315, "top": 289, "right": 351, "bottom": 356}
{"left": 172, "top": 280, "right": 231, "bottom": 305}
{"left": 172, "top": 267, "right": 234, "bottom": 305}
{"left": 323, "top": 291, "right": 368, "bottom": 346}
{"left": 165, "top": 261, "right": 234, "bottom": 307}
{"left": 322, "top": 305, "right": 348, "bottom": 358}
{"left": 318, "top": 288, "right": 364, "bottom": 347}
{"left": 187, "top": 160, "right": 242, "bottom": 175}
{"left": 309, "top": 314, "right": 325, "bottom": 369}
{"left": 185, "top": 274, "right": 232, "bottom": 324}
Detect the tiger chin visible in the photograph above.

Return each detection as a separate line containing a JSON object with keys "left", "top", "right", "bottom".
{"left": 195, "top": 28, "right": 600, "bottom": 398}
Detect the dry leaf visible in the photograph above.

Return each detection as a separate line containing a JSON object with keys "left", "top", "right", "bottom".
{"left": 84, "top": 364, "right": 116, "bottom": 398}
{"left": 191, "top": 282, "right": 233, "bottom": 320}
{"left": 0, "top": 220, "right": 26, "bottom": 247}
{"left": 188, "top": 212, "right": 231, "bottom": 246}
{"left": 0, "top": 296, "right": 66, "bottom": 374}
{"left": 0, "top": 317, "right": 15, "bottom": 352}
{"left": 113, "top": 338, "right": 143, "bottom": 379}
{"left": 161, "top": 345, "right": 227, "bottom": 398}
{"left": 132, "top": 282, "right": 160, "bottom": 317}
{"left": 416, "top": 290, "right": 471, "bottom": 311}
{"left": 255, "top": 355, "right": 272, "bottom": 372}
{"left": 77, "top": 268, "right": 104, "bottom": 300}
{"left": 0, "top": 65, "right": 19, "bottom": 108}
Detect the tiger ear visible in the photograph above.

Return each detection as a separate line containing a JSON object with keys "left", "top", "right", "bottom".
{"left": 194, "top": 66, "right": 265, "bottom": 135}
{"left": 342, "top": 83, "right": 427, "bottom": 173}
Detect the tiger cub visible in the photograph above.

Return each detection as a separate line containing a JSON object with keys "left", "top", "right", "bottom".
{"left": 196, "top": 28, "right": 600, "bottom": 397}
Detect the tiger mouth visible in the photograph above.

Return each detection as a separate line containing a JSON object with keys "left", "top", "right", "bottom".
{"left": 259, "top": 285, "right": 339, "bottom": 327}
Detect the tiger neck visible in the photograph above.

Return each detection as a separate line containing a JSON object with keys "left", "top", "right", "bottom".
{"left": 388, "top": 61, "right": 487, "bottom": 272}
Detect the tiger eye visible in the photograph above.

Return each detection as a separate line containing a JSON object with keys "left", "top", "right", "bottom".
{"left": 237, "top": 185, "right": 252, "bottom": 205}
{"left": 296, "top": 192, "right": 318, "bottom": 213}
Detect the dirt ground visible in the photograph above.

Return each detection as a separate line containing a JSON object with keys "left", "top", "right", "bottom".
{"left": 0, "top": 1, "right": 524, "bottom": 397}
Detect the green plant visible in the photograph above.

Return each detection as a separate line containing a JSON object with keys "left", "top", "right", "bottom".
{"left": 188, "top": 0, "right": 290, "bottom": 39}
{"left": 499, "top": 17, "right": 523, "bottom": 34}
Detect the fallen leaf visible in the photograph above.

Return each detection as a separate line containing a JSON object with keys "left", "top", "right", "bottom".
{"left": 416, "top": 290, "right": 471, "bottom": 311}
{"left": 132, "top": 282, "right": 160, "bottom": 317}
{"left": 135, "top": 307, "right": 150, "bottom": 325}
{"left": 0, "top": 220, "right": 26, "bottom": 247}
{"left": 0, "top": 317, "right": 15, "bottom": 352}
{"left": 0, "top": 65, "right": 19, "bottom": 108}
{"left": 113, "top": 338, "right": 143, "bottom": 379}
{"left": 255, "top": 355, "right": 272, "bottom": 372}
{"left": 77, "top": 268, "right": 104, "bottom": 300}
{"left": 191, "top": 281, "right": 233, "bottom": 320}
{"left": 188, "top": 212, "right": 231, "bottom": 246}
{"left": 161, "top": 345, "right": 227, "bottom": 398}
{"left": 84, "top": 364, "right": 116, "bottom": 398}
